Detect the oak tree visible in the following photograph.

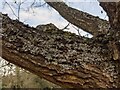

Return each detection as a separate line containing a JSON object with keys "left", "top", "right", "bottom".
{"left": 0, "top": 0, "right": 120, "bottom": 88}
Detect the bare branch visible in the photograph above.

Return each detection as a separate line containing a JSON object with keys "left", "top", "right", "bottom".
{"left": 1, "top": 13, "right": 118, "bottom": 88}
{"left": 44, "top": 1, "right": 109, "bottom": 36}
{"left": 4, "top": 0, "right": 18, "bottom": 19}
{"left": 0, "top": 63, "right": 10, "bottom": 68}
{"left": 72, "top": 25, "right": 81, "bottom": 37}
{"left": 98, "top": 1, "right": 120, "bottom": 30}
{"left": 60, "top": 23, "right": 70, "bottom": 30}
{"left": 34, "top": 2, "right": 47, "bottom": 8}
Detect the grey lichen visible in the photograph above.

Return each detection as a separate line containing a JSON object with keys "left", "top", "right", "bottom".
{"left": 2, "top": 13, "right": 118, "bottom": 85}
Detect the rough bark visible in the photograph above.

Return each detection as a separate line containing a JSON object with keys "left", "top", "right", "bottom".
{"left": 44, "top": 1, "right": 120, "bottom": 87}
{"left": 99, "top": 1, "right": 120, "bottom": 30}
{"left": 0, "top": 13, "right": 119, "bottom": 88}
{"left": 99, "top": 2, "right": 120, "bottom": 87}
{"left": 45, "top": 1, "right": 109, "bottom": 36}
{"left": 0, "top": 0, "right": 120, "bottom": 88}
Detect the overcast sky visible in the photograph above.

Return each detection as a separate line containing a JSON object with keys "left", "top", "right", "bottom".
{"left": 0, "top": 0, "right": 108, "bottom": 37}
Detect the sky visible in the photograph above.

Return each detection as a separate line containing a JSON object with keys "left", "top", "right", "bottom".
{"left": 0, "top": 0, "right": 108, "bottom": 37}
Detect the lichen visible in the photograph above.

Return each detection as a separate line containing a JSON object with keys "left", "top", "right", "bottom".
{"left": 2, "top": 13, "right": 118, "bottom": 86}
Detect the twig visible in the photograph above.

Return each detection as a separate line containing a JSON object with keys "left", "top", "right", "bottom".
{"left": 30, "top": 0, "right": 36, "bottom": 8}
{"left": 34, "top": 2, "right": 47, "bottom": 7}
{"left": 0, "top": 63, "right": 10, "bottom": 68}
{"left": 72, "top": 25, "right": 81, "bottom": 36}
{"left": 4, "top": 0, "right": 18, "bottom": 19}
{"left": 61, "top": 23, "right": 70, "bottom": 30}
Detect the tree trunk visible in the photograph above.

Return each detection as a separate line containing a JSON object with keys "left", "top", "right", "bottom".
{"left": 99, "top": 1, "right": 120, "bottom": 87}
{"left": 0, "top": 12, "right": 119, "bottom": 88}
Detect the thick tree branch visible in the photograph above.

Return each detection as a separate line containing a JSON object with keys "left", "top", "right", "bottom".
{"left": 0, "top": 13, "right": 119, "bottom": 88}
{"left": 45, "top": 1, "right": 109, "bottom": 36}
{"left": 98, "top": 1, "right": 120, "bottom": 61}
{"left": 99, "top": 1, "right": 120, "bottom": 30}
{"left": 98, "top": 2, "right": 120, "bottom": 86}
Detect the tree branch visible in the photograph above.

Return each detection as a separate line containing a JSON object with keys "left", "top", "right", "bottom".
{"left": 45, "top": 1, "right": 109, "bottom": 36}
{"left": 1, "top": 13, "right": 118, "bottom": 88}
{"left": 99, "top": 1, "right": 120, "bottom": 30}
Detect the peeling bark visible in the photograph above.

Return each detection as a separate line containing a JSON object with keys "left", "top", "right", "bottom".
{"left": 0, "top": 13, "right": 119, "bottom": 88}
